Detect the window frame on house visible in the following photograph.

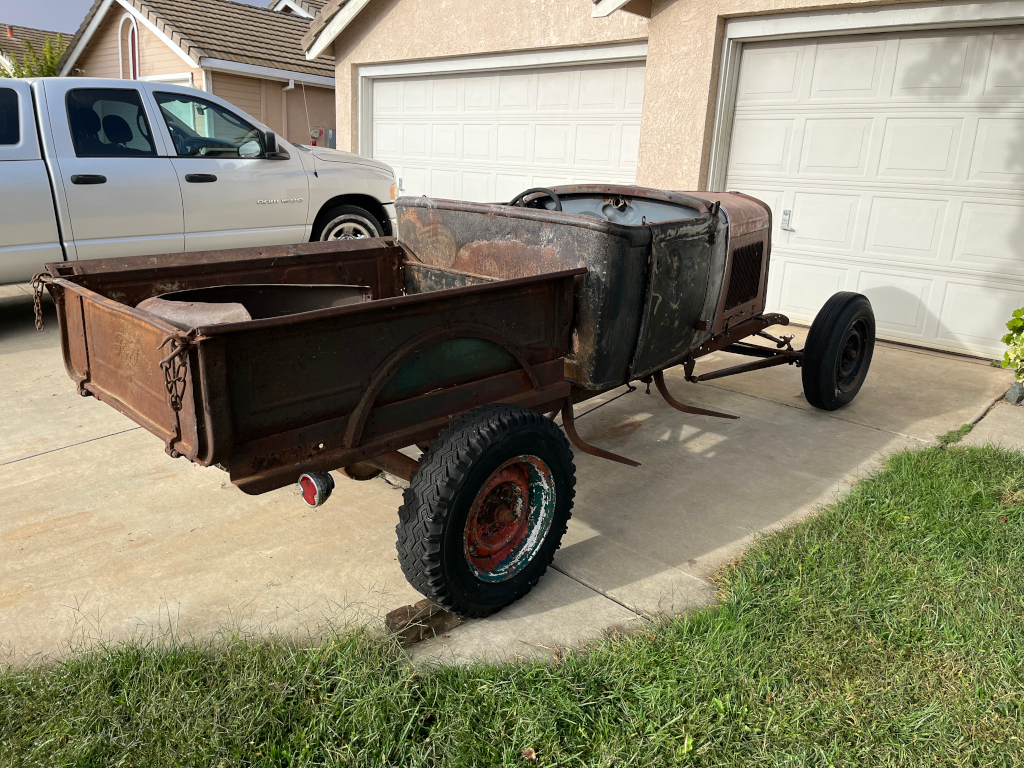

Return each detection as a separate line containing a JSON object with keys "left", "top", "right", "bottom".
{"left": 118, "top": 13, "right": 139, "bottom": 80}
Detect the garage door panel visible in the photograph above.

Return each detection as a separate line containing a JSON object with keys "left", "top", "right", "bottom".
{"left": 878, "top": 118, "right": 962, "bottom": 181}
{"left": 494, "top": 173, "right": 528, "bottom": 200}
{"left": 986, "top": 31, "right": 1024, "bottom": 97}
{"left": 401, "top": 80, "right": 430, "bottom": 111}
{"left": 953, "top": 202, "right": 1024, "bottom": 273}
{"left": 538, "top": 71, "right": 573, "bottom": 110}
{"left": 726, "top": 26, "right": 1024, "bottom": 356}
{"left": 626, "top": 67, "right": 646, "bottom": 108}
{"left": 620, "top": 124, "right": 641, "bottom": 168}
{"left": 736, "top": 44, "right": 805, "bottom": 103}
{"left": 373, "top": 80, "right": 401, "bottom": 112}
{"left": 939, "top": 280, "right": 1024, "bottom": 345}
{"left": 892, "top": 35, "right": 976, "bottom": 99}
{"left": 432, "top": 79, "right": 457, "bottom": 110}
{"left": 777, "top": 259, "right": 848, "bottom": 317}
{"left": 728, "top": 118, "right": 794, "bottom": 174}
{"left": 865, "top": 196, "right": 947, "bottom": 260}
{"left": 580, "top": 68, "right": 620, "bottom": 111}
{"left": 799, "top": 117, "right": 874, "bottom": 176}
{"left": 402, "top": 123, "right": 429, "bottom": 157}
{"left": 810, "top": 40, "right": 886, "bottom": 99}
{"left": 535, "top": 124, "right": 571, "bottom": 164}
{"left": 574, "top": 124, "right": 618, "bottom": 167}
{"left": 464, "top": 78, "right": 496, "bottom": 111}
{"left": 789, "top": 192, "right": 860, "bottom": 249}
{"left": 462, "top": 171, "right": 492, "bottom": 202}
{"left": 968, "top": 118, "right": 1024, "bottom": 185}
{"left": 856, "top": 270, "right": 933, "bottom": 336}
{"left": 374, "top": 122, "right": 401, "bottom": 156}
{"left": 401, "top": 167, "right": 429, "bottom": 197}
{"left": 431, "top": 124, "right": 459, "bottom": 158}
{"left": 463, "top": 124, "right": 493, "bottom": 160}
{"left": 498, "top": 75, "right": 531, "bottom": 111}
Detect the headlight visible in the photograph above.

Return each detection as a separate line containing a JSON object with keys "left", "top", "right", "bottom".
{"left": 390, "top": 183, "right": 398, "bottom": 201}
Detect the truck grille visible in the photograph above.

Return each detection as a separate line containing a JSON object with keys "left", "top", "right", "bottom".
{"left": 725, "top": 241, "right": 764, "bottom": 310}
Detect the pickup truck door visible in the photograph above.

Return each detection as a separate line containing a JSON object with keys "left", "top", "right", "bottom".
{"left": 43, "top": 81, "right": 184, "bottom": 260}
{"left": 0, "top": 81, "right": 64, "bottom": 284}
{"left": 147, "top": 86, "right": 309, "bottom": 251}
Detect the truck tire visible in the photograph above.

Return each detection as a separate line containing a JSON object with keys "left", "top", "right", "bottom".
{"left": 312, "top": 204, "right": 382, "bottom": 241}
{"left": 801, "top": 292, "right": 875, "bottom": 411}
{"left": 396, "top": 404, "right": 575, "bottom": 618}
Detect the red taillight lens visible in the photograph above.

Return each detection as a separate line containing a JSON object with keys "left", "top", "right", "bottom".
{"left": 298, "top": 471, "right": 335, "bottom": 507}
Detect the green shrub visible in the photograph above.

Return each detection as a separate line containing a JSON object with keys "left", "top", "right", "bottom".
{"left": 1002, "top": 307, "right": 1024, "bottom": 382}
{"left": 0, "top": 35, "right": 68, "bottom": 78}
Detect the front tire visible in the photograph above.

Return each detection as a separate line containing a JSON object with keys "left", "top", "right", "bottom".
{"left": 396, "top": 405, "right": 576, "bottom": 618}
{"left": 801, "top": 292, "right": 875, "bottom": 411}
{"left": 312, "top": 204, "right": 382, "bottom": 241}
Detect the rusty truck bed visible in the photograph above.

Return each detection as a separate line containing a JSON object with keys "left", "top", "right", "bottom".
{"left": 44, "top": 239, "right": 582, "bottom": 494}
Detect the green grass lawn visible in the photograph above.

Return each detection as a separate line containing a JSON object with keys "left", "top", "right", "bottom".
{"left": 3, "top": 445, "right": 1024, "bottom": 767}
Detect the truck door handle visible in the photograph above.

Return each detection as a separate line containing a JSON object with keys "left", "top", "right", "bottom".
{"left": 185, "top": 174, "right": 218, "bottom": 183}
{"left": 71, "top": 174, "right": 106, "bottom": 185}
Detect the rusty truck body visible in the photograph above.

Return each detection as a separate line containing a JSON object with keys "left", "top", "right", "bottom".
{"left": 39, "top": 185, "right": 876, "bottom": 616}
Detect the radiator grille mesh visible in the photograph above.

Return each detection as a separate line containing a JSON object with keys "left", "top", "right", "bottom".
{"left": 725, "top": 241, "right": 764, "bottom": 311}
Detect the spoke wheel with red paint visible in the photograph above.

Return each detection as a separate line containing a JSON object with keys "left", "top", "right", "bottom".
{"left": 396, "top": 404, "right": 575, "bottom": 618}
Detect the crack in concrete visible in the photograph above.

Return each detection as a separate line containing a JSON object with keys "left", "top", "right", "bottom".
{"left": 2, "top": 427, "right": 142, "bottom": 466}
{"left": 548, "top": 563, "right": 653, "bottom": 622}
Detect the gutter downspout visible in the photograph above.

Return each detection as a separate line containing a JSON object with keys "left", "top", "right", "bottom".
{"left": 282, "top": 79, "right": 295, "bottom": 143}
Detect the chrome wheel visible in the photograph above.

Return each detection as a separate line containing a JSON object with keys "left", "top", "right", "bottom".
{"left": 323, "top": 217, "right": 376, "bottom": 240}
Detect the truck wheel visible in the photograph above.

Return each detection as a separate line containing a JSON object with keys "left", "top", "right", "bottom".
{"left": 312, "top": 205, "right": 382, "bottom": 241}
{"left": 802, "top": 292, "right": 875, "bottom": 411}
{"left": 396, "top": 404, "right": 575, "bottom": 618}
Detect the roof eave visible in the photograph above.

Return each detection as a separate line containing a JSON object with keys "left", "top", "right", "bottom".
{"left": 304, "top": 0, "right": 372, "bottom": 60}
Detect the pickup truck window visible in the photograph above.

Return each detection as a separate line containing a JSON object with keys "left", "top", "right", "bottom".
{"left": 66, "top": 88, "right": 157, "bottom": 158}
{"left": 154, "top": 92, "right": 263, "bottom": 159}
{"left": 0, "top": 89, "right": 19, "bottom": 145}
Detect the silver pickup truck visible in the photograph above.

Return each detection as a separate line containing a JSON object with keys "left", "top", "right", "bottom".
{"left": 0, "top": 77, "right": 398, "bottom": 285}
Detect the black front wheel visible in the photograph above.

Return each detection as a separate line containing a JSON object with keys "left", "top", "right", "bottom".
{"left": 801, "top": 292, "right": 875, "bottom": 411}
{"left": 395, "top": 405, "right": 575, "bottom": 618}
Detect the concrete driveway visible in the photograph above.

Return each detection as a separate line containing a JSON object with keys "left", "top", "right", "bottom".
{"left": 1, "top": 286, "right": 1014, "bottom": 664}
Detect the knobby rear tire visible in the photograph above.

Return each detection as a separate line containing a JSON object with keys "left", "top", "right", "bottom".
{"left": 395, "top": 404, "right": 575, "bottom": 618}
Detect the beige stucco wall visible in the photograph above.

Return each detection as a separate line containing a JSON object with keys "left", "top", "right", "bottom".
{"left": 330, "top": 0, "right": 650, "bottom": 153}
{"left": 637, "top": 0, "right": 925, "bottom": 190}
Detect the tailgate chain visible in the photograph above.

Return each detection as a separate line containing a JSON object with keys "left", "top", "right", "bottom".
{"left": 159, "top": 331, "right": 197, "bottom": 458}
{"left": 31, "top": 273, "right": 52, "bottom": 332}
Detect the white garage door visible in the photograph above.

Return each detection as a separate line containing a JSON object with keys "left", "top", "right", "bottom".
{"left": 371, "top": 61, "right": 646, "bottom": 204}
{"left": 724, "top": 27, "right": 1024, "bottom": 357}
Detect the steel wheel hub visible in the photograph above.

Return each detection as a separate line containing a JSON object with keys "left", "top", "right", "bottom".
{"left": 836, "top": 319, "right": 869, "bottom": 392}
{"left": 464, "top": 456, "right": 556, "bottom": 582}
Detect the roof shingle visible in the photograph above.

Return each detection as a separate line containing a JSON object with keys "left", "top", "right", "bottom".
{"left": 0, "top": 24, "right": 73, "bottom": 63}
{"left": 61, "top": 0, "right": 333, "bottom": 79}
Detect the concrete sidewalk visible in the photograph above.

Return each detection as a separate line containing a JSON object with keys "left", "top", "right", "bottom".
{"left": 1, "top": 291, "right": 1015, "bottom": 664}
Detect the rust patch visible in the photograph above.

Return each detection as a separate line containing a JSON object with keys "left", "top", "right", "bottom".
{"left": 112, "top": 318, "right": 144, "bottom": 379}
{"left": 452, "top": 240, "right": 559, "bottom": 280}
{"left": 413, "top": 224, "right": 457, "bottom": 268}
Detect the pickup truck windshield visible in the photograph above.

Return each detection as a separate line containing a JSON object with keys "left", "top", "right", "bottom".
{"left": 66, "top": 88, "right": 157, "bottom": 157}
{"left": 154, "top": 92, "right": 263, "bottom": 159}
